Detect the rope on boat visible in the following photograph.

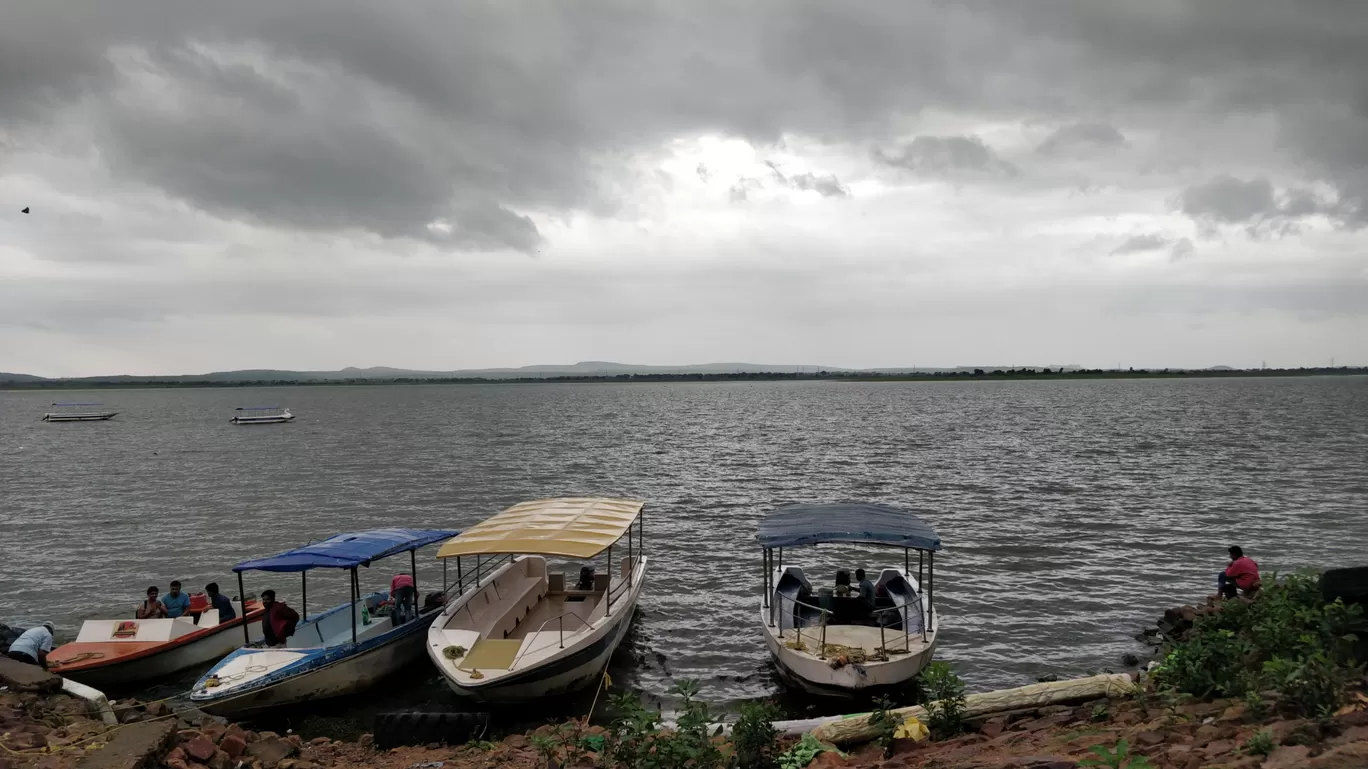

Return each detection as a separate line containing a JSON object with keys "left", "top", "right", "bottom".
{"left": 202, "top": 664, "right": 271, "bottom": 688}
{"left": 49, "top": 651, "right": 106, "bottom": 667}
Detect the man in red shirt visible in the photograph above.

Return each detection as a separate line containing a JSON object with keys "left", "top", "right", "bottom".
{"left": 390, "top": 573, "right": 416, "bottom": 625}
{"left": 1219, "top": 546, "right": 1261, "bottom": 600}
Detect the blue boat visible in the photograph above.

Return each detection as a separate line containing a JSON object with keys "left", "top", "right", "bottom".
{"left": 189, "top": 528, "right": 457, "bottom": 717}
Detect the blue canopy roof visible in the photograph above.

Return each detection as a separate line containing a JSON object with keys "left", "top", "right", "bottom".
{"left": 756, "top": 503, "right": 942, "bottom": 551}
{"left": 52, "top": 402, "right": 104, "bottom": 407}
{"left": 235, "top": 406, "right": 282, "bottom": 410}
{"left": 233, "top": 528, "right": 459, "bottom": 572}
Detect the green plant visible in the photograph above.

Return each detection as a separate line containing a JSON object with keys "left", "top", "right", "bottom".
{"left": 1079, "top": 738, "right": 1154, "bottom": 769}
{"left": 529, "top": 734, "right": 559, "bottom": 767}
{"left": 917, "top": 661, "right": 967, "bottom": 739}
{"left": 777, "top": 734, "right": 842, "bottom": 769}
{"left": 731, "top": 701, "right": 782, "bottom": 769}
{"left": 1090, "top": 704, "right": 1110, "bottom": 722}
{"left": 1242, "top": 729, "right": 1275, "bottom": 757}
{"left": 1243, "top": 688, "right": 1268, "bottom": 720}
{"left": 467, "top": 739, "right": 498, "bottom": 751}
{"left": 867, "top": 696, "right": 898, "bottom": 757}
{"left": 606, "top": 690, "right": 664, "bottom": 769}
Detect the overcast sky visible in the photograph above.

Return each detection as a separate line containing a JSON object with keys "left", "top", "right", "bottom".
{"left": 3, "top": 1, "right": 1366, "bottom": 376}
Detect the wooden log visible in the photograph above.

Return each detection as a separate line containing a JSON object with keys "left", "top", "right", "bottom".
{"left": 809, "top": 672, "right": 1137, "bottom": 746}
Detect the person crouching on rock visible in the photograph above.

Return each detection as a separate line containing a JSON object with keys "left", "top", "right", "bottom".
{"left": 7, "top": 622, "right": 54, "bottom": 669}
{"left": 1216, "top": 545, "right": 1261, "bottom": 600}
{"left": 260, "top": 590, "right": 300, "bottom": 648}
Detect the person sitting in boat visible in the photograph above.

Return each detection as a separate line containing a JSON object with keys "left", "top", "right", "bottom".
{"left": 1216, "top": 546, "right": 1261, "bottom": 600}
{"left": 833, "top": 569, "right": 853, "bottom": 597}
{"left": 260, "top": 590, "right": 300, "bottom": 648}
{"left": 205, "top": 582, "right": 235, "bottom": 622}
{"left": 136, "top": 586, "right": 168, "bottom": 619}
{"left": 161, "top": 580, "right": 191, "bottom": 618}
{"left": 7, "top": 622, "right": 54, "bottom": 669}
{"left": 856, "top": 569, "right": 877, "bottom": 609}
{"left": 576, "top": 565, "right": 596, "bottom": 591}
{"left": 390, "top": 573, "right": 416, "bottom": 625}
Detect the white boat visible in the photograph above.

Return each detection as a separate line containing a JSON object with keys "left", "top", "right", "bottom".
{"left": 42, "top": 402, "right": 118, "bottom": 422}
{"left": 188, "top": 528, "right": 458, "bottom": 717}
{"left": 230, "top": 406, "right": 294, "bottom": 424}
{"left": 758, "top": 503, "right": 941, "bottom": 695}
{"left": 47, "top": 595, "right": 266, "bottom": 689}
{"left": 427, "top": 497, "right": 647, "bottom": 704}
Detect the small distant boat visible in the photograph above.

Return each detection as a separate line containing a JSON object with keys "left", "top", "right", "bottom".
{"left": 230, "top": 406, "right": 294, "bottom": 425}
{"left": 47, "top": 593, "right": 266, "bottom": 688}
{"left": 189, "top": 528, "right": 459, "bottom": 718}
{"left": 757, "top": 503, "right": 941, "bottom": 695}
{"left": 42, "top": 402, "right": 118, "bottom": 422}
{"left": 427, "top": 497, "right": 648, "bottom": 704}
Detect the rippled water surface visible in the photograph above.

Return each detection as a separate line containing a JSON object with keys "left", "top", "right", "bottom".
{"left": 3, "top": 377, "right": 1367, "bottom": 713}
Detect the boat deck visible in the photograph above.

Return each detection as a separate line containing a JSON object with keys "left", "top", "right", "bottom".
{"left": 507, "top": 593, "right": 601, "bottom": 641}
{"left": 780, "top": 625, "right": 931, "bottom": 657}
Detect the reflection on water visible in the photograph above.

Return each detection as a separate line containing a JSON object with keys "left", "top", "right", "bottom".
{"left": 3, "top": 377, "right": 1366, "bottom": 718}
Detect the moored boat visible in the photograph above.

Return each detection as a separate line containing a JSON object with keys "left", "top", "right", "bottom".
{"left": 47, "top": 593, "right": 265, "bottom": 688}
{"left": 427, "top": 497, "right": 648, "bottom": 704}
{"left": 42, "top": 402, "right": 118, "bottom": 422}
{"left": 188, "top": 528, "right": 458, "bottom": 717}
{"left": 757, "top": 503, "right": 941, "bottom": 695}
{"left": 230, "top": 406, "right": 294, "bottom": 424}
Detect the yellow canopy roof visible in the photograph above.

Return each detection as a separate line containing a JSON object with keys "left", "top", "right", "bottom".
{"left": 436, "top": 497, "right": 645, "bottom": 560}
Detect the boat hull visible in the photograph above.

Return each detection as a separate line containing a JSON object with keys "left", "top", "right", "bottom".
{"left": 192, "top": 614, "right": 436, "bottom": 718}
{"left": 230, "top": 416, "right": 295, "bottom": 425}
{"left": 43, "top": 413, "right": 117, "bottom": 422}
{"left": 762, "top": 622, "right": 937, "bottom": 695}
{"left": 431, "top": 558, "right": 646, "bottom": 704}
{"left": 54, "top": 619, "right": 264, "bottom": 689}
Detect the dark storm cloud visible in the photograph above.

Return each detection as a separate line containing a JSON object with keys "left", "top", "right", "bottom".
{"left": 5, "top": 1, "right": 1368, "bottom": 246}
{"left": 1178, "top": 175, "right": 1344, "bottom": 237}
{"left": 1038, "top": 123, "right": 1127, "bottom": 156}
{"left": 874, "top": 136, "right": 1017, "bottom": 177}
{"left": 1111, "top": 233, "right": 1171, "bottom": 255}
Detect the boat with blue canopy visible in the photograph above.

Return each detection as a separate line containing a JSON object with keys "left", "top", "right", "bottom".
{"left": 42, "top": 402, "right": 118, "bottom": 422}
{"left": 230, "top": 406, "right": 294, "bottom": 425}
{"left": 189, "top": 528, "right": 458, "bottom": 717}
{"left": 757, "top": 503, "right": 941, "bottom": 694}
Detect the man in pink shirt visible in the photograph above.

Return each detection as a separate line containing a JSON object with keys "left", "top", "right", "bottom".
{"left": 390, "top": 573, "right": 416, "bottom": 624}
{"left": 1218, "top": 546, "right": 1261, "bottom": 600}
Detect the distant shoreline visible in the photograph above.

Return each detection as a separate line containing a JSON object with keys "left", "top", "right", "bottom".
{"left": 4, "top": 367, "right": 1365, "bottom": 390}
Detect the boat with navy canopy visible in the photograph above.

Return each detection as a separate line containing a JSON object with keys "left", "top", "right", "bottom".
{"left": 189, "top": 528, "right": 458, "bottom": 717}
{"left": 42, "top": 402, "right": 118, "bottom": 422}
{"left": 426, "top": 497, "right": 648, "bottom": 703}
{"left": 758, "top": 502, "right": 941, "bottom": 694}
{"left": 230, "top": 406, "right": 294, "bottom": 424}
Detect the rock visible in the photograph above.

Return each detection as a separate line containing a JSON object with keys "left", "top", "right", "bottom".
{"left": 166, "top": 746, "right": 188, "bottom": 765}
{"left": 357, "top": 733, "right": 374, "bottom": 749}
{"left": 118, "top": 708, "right": 144, "bottom": 724}
{"left": 221, "top": 724, "right": 249, "bottom": 746}
{"left": 201, "top": 721, "right": 227, "bottom": 743}
{"left": 185, "top": 735, "right": 219, "bottom": 762}
{"left": 1306, "top": 742, "right": 1368, "bottom": 768}
{"left": 809, "top": 751, "right": 847, "bottom": 768}
{"left": 308, "top": 737, "right": 331, "bottom": 746}
{"left": 503, "top": 734, "right": 529, "bottom": 749}
{"left": 245, "top": 736, "right": 299, "bottom": 768}
{"left": 166, "top": 759, "right": 190, "bottom": 769}
{"left": 1035, "top": 673, "right": 1060, "bottom": 683}
{"left": 980, "top": 717, "right": 1007, "bottom": 738}
{"left": 144, "top": 701, "right": 170, "bottom": 717}
{"left": 220, "top": 735, "right": 248, "bottom": 759}
{"left": 1121, "top": 652, "right": 1141, "bottom": 667}
{"left": 1267, "top": 719, "right": 1319, "bottom": 746}
{"left": 1204, "top": 738, "right": 1237, "bottom": 757}
{"left": 5, "top": 731, "right": 46, "bottom": 750}
{"left": 1262, "top": 744, "right": 1311, "bottom": 769}
{"left": 207, "top": 749, "right": 233, "bottom": 769}
{"left": 1332, "top": 724, "right": 1368, "bottom": 745}
{"left": 1135, "top": 730, "right": 1164, "bottom": 746}
{"left": 257, "top": 731, "right": 280, "bottom": 740}
{"left": 1336, "top": 709, "right": 1368, "bottom": 728}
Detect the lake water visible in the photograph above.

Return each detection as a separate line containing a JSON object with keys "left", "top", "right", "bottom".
{"left": 3, "top": 377, "right": 1366, "bottom": 718}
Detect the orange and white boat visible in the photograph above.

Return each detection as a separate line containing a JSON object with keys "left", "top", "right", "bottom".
{"left": 48, "top": 594, "right": 266, "bottom": 689}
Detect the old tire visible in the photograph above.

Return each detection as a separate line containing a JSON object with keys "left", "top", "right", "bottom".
{"left": 372, "top": 711, "right": 490, "bottom": 749}
{"left": 1321, "top": 566, "right": 1368, "bottom": 605}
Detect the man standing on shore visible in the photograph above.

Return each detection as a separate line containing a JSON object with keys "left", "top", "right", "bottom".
{"left": 1218, "top": 546, "right": 1261, "bottom": 600}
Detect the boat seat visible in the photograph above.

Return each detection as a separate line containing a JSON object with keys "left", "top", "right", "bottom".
{"left": 488, "top": 577, "right": 545, "bottom": 640}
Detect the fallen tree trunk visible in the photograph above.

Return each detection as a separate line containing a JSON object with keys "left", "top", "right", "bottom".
{"left": 808, "top": 672, "right": 1137, "bottom": 746}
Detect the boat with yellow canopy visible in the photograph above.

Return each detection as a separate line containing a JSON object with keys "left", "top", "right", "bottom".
{"left": 425, "top": 497, "right": 647, "bottom": 703}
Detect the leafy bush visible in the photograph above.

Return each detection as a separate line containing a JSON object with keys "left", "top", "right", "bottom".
{"left": 605, "top": 679, "right": 724, "bottom": 769}
{"left": 868, "top": 697, "right": 898, "bottom": 756}
{"left": 777, "top": 734, "right": 842, "bottom": 769}
{"left": 917, "top": 661, "right": 968, "bottom": 739}
{"left": 1243, "top": 729, "right": 1275, "bottom": 756}
{"left": 1153, "top": 571, "right": 1364, "bottom": 715}
{"left": 731, "top": 701, "right": 782, "bottom": 769}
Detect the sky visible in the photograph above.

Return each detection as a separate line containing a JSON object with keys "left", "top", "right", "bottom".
{"left": 2, "top": 1, "right": 1366, "bottom": 377}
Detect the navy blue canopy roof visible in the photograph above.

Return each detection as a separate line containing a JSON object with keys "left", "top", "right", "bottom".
{"left": 235, "top": 406, "right": 282, "bottom": 411}
{"left": 756, "top": 503, "right": 942, "bottom": 551}
{"left": 233, "top": 528, "right": 459, "bottom": 572}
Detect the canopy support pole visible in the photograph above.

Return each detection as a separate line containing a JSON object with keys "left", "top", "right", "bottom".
{"left": 457, "top": 557, "right": 464, "bottom": 592}
{"left": 301, "top": 571, "right": 308, "bottom": 621}
{"left": 411, "top": 549, "right": 419, "bottom": 605}
{"left": 605, "top": 544, "right": 613, "bottom": 617}
{"left": 443, "top": 558, "right": 448, "bottom": 593}
{"left": 904, "top": 548, "right": 909, "bottom": 577}
{"left": 928, "top": 552, "right": 935, "bottom": 629}
{"left": 762, "top": 548, "right": 770, "bottom": 610}
{"left": 238, "top": 572, "right": 249, "bottom": 646}
{"left": 475, "top": 555, "right": 481, "bottom": 586}
{"left": 628, "top": 522, "right": 633, "bottom": 589}
{"left": 350, "top": 568, "right": 359, "bottom": 645}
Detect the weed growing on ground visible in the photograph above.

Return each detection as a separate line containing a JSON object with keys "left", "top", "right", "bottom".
{"left": 1090, "top": 704, "right": 1110, "bottom": 722}
{"left": 867, "top": 696, "right": 899, "bottom": 757}
{"left": 529, "top": 733, "right": 559, "bottom": 767}
{"left": 917, "top": 661, "right": 968, "bottom": 739}
{"left": 731, "top": 701, "right": 782, "bottom": 769}
{"left": 1242, "top": 729, "right": 1275, "bottom": 756}
{"left": 1242, "top": 689, "right": 1268, "bottom": 720}
{"left": 1079, "top": 737, "right": 1154, "bottom": 769}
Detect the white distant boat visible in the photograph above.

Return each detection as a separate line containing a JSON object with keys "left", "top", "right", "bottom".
{"left": 230, "top": 406, "right": 295, "bottom": 424}
{"left": 42, "top": 402, "right": 118, "bottom": 422}
{"left": 758, "top": 503, "right": 941, "bottom": 695}
{"left": 427, "top": 497, "right": 648, "bottom": 704}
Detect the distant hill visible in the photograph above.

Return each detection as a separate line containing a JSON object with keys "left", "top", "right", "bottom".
{"left": 0, "top": 372, "right": 46, "bottom": 382}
